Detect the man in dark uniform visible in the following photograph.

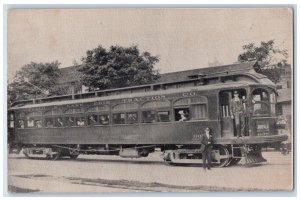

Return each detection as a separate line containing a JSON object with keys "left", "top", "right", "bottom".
{"left": 200, "top": 127, "right": 213, "bottom": 170}
{"left": 230, "top": 91, "right": 246, "bottom": 138}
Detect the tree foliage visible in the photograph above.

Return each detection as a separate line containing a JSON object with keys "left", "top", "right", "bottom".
{"left": 78, "top": 45, "right": 160, "bottom": 90}
{"left": 8, "top": 61, "right": 67, "bottom": 104}
{"left": 238, "top": 40, "right": 289, "bottom": 83}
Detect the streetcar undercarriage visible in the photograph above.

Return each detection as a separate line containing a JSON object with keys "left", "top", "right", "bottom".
{"left": 20, "top": 143, "right": 267, "bottom": 167}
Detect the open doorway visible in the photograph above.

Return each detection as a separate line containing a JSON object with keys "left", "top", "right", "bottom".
{"left": 219, "top": 89, "right": 247, "bottom": 137}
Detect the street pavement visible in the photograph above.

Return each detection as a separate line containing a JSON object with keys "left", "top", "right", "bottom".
{"left": 7, "top": 151, "right": 293, "bottom": 193}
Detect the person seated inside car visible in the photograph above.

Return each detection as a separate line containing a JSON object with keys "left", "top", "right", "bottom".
{"left": 56, "top": 117, "right": 64, "bottom": 127}
{"left": 99, "top": 115, "right": 109, "bottom": 125}
{"left": 76, "top": 118, "right": 85, "bottom": 126}
{"left": 46, "top": 120, "right": 54, "bottom": 128}
{"left": 88, "top": 115, "right": 98, "bottom": 125}
{"left": 178, "top": 110, "right": 189, "bottom": 122}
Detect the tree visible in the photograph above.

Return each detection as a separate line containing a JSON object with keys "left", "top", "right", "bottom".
{"left": 8, "top": 61, "right": 67, "bottom": 104}
{"left": 238, "top": 40, "right": 289, "bottom": 83}
{"left": 78, "top": 45, "right": 160, "bottom": 91}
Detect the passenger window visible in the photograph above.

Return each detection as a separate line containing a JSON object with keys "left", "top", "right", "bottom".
{"left": 113, "top": 113, "right": 125, "bottom": 124}
{"left": 252, "top": 89, "right": 270, "bottom": 116}
{"left": 55, "top": 117, "right": 64, "bottom": 127}
{"left": 27, "top": 118, "right": 35, "bottom": 128}
{"left": 35, "top": 120, "right": 43, "bottom": 128}
{"left": 17, "top": 120, "right": 25, "bottom": 129}
{"left": 99, "top": 114, "right": 109, "bottom": 125}
{"left": 76, "top": 117, "right": 86, "bottom": 126}
{"left": 191, "top": 104, "right": 207, "bottom": 119}
{"left": 127, "top": 112, "right": 138, "bottom": 124}
{"left": 66, "top": 117, "right": 75, "bottom": 127}
{"left": 157, "top": 111, "right": 170, "bottom": 122}
{"left": 8, "top": 113, "right": 14, "bottom": 128}
{"left": 174, "top": 108, "right": 189, "bottom": 121}
{"left": 9, "top": 121, "right": 14, "bottom": 128}
{"left": 88, "top": 115, "right": 98, "bottom": 125}
{"left": 45, "top": 118, "right": 54, "bottom": 128}
{"left": 253, "top": 103, "right": 270, "bottom": 116}
{"left": 142, "top": 111, "right": 156, "bottom": 123}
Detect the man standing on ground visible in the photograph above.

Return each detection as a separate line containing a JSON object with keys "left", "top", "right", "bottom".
{"left": 200, "top": 127, "right": 213, "bottom": 170}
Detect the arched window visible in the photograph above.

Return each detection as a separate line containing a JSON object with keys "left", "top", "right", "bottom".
{"left": 25, "top": 110, "right": 43, "bottom": 128}
{"left": 64, "top": 108, "right": 84, "bottom": 114}
{"left": 112, "top": 103, "right": 139, "bottom": 124}
{"left": 86, "top": 105, "right": 110, "bottom": 125}
{"left": 112, "top": 103, "right": 139, "bottom": 111}
{"left": 43, "top": 108, "right": 65, "bottom": 128}
{"left": 173, "top": 97, "right": 207, "bottom": 106}
{"left": 141, "top": 100, "right": 170, "bottom": 123}
{"left": 174, "top": 97, "right": 208, "bottom": 121}
{"left": 63, "top": 107, "right": 86, "bottom": 127}
{"left": 141, "top": 101, "right": 170, "bottom": 109}
{"left": 44, "top": 109, "right": 61, "bottom": 116}
{"left": 86, "top": 105, "right": 109, "bottom": 113}
{"left": 252, "top": 88, "right": 270, "bottom": 116}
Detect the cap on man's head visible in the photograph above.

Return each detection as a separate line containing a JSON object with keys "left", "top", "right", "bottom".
{"left": 205, "top": 127, "right": 210, "bottom": 131}
{"left": 233, "top": 91, "right": 239, "bottom": 95}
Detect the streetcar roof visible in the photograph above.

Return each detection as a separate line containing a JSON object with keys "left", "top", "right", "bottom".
{"left": 10, "top": 81, "right": 275, "bottom": 110}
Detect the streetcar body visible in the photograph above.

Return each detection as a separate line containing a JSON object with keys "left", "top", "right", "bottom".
{"left": 8, "top": 62, "right": 289, "bottom": 166}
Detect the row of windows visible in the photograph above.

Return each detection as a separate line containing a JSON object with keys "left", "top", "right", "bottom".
{"left": 16, "top": 97, "right": 208, "bottom": 118}
{"left": 15, "top": 104, "right": 207, "bottom": 129}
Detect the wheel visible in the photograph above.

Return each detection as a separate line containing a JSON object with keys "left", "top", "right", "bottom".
{"left": 47, "top": 148, "right": 61, "bottom": 160}
{"left": 69, "top": 148, "right": 80, "bottom": 159}
{"left": 69, "top": 154, "right": 79, "bottom": 159}
{"left": 213, "top": 146, "right": 231, "bottom": 167}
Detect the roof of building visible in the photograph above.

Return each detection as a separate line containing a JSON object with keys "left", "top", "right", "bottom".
{"left": 58, "top": 65, "right": 83, "bottom": 84}
{"left": 58, "top": 61, "right": 256, "bottom": 85}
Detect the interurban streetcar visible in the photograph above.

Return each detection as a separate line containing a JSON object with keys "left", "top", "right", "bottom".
{"left": 8, "top": 62, "right": 288, "bottom": 167}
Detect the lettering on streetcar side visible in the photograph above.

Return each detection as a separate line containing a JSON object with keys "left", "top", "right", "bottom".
{"left": 182, "top": 92, "right": 197, "bottom": 97}
{"left": 122, "top": 95, "right": 166, "bottom": 103}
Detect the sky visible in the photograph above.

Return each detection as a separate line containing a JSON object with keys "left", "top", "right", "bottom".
{"left": 7, "top": 8, "right": 293, "bottom": 80}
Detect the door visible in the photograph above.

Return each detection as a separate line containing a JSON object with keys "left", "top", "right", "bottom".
{"left": 219, "top": 91, "right": 235, "bottom": 137}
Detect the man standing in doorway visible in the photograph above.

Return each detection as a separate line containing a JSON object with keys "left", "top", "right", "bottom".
{"left": 200, "top": 127, "right": 213, "bottom": 170}
{"left": 230, "top": 91, "right": 246, "bottom": 138}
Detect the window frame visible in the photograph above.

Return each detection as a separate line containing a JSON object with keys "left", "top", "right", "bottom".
{"left": 63, "top": 107, "right": 86, "bottom": 127}
{"left": 85, "top": 105, "right": 110, "bottom": 126}
{"left": 25, "top": 111, "right": 43, "bottom": 129}
{"left": 98, "top": 113, "right": 110, "bottom": 125}
{"left": 87, "top": 113, "right": 99, "bottom": 126}
{"left": 16, "top": 112, "right": 26, "bottom": 129}
{"left": 44, "top": 108, "right": 64, "bottom": 128}
{"left": 112, "top": 103, "right": 139, "bottom": 125}
{"left": 141, "top": 100, "right": 171, "bottom": 123}
{"left": 173, "top": 96, "right": 208, "bottom": 121}
{"left": 112, "top": 112, "right": 126, "bottom": 125}
{"left": 251, "top": 88, "right": 272, "bottom": 117}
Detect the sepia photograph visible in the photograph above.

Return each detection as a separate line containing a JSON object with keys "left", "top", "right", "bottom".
{"left": 6, "top": 7, "right": 294, "bottom": 193}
